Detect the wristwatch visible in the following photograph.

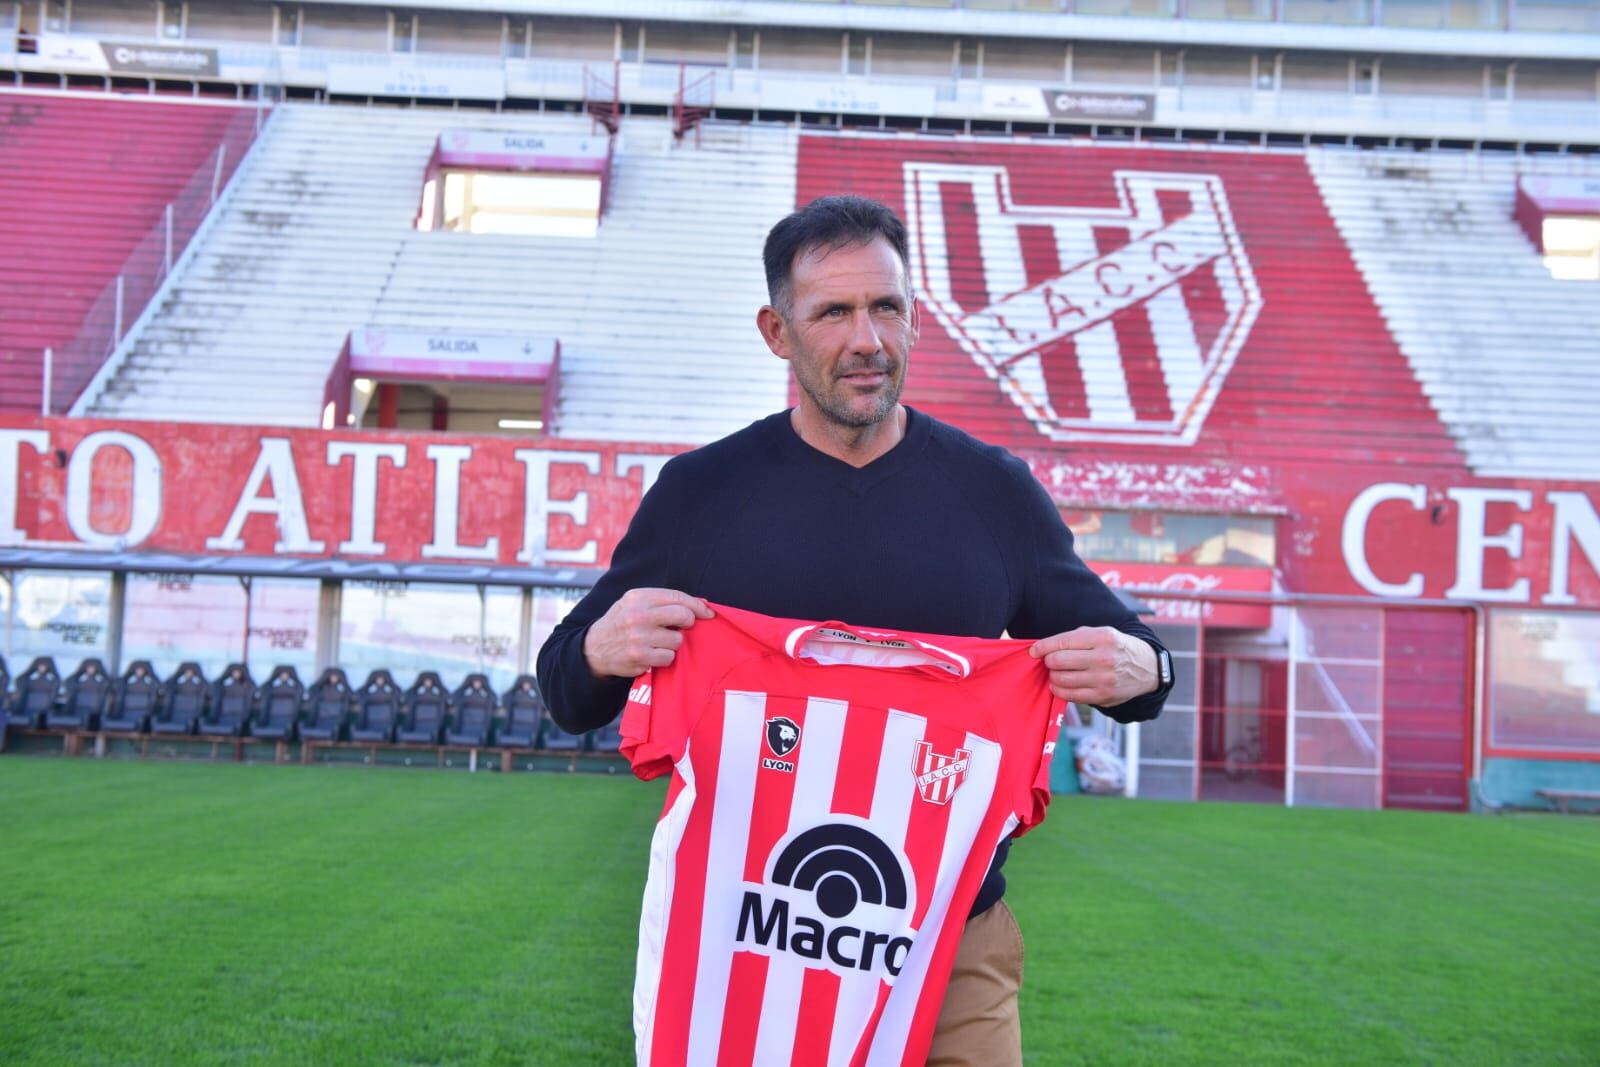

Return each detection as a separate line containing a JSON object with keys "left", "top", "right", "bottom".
{"left": 1150, "top": 643, "right": 1173, "bottom": 689}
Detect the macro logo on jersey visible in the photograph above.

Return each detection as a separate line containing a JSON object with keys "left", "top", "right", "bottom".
{"left": 735, "top": 821, "right": 918, "bottom": 980}
{"left": 903, "top": 162, "right": 1262, "bottom": 446}
{"left": 912, "top": 740, "right": 970, "bottom": 805}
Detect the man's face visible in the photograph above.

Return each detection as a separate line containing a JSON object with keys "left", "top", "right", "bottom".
{"left": 764, "top": 237, "right": 918, "bottom": 428}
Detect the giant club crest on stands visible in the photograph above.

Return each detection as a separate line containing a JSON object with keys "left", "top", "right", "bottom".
{"left": 903, "top": 164, "right": 1261, "bottom": 446}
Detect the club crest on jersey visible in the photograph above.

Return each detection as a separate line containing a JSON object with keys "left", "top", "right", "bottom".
{"left": 760, "top": 716, "right": 801, "bottom": 773}
{"left": 736, "top": 820, "right": 918, "bottom": 980}
{"left": 913, "top": 741, "right": 970, "bottom": 805}
{"left": 903, "top": 162, "right": 1261, "bottom": 446}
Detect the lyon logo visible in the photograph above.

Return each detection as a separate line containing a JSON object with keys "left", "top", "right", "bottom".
{"left": 913, "top": 740, "right": 970, "bottom": 805}
{"left": 766, "top": 716, "right": 801, "bottom": 758}
{"left": 904, "top": 163, "right": 1261, "bottom": 445}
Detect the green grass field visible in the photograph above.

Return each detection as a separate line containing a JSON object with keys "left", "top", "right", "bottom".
{"left": 2, "top": 758, "right": 1596, "bottom": 1066}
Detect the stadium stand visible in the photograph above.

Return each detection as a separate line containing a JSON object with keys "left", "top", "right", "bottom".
{"left": 349, "top": 669, "right": 401, "bottom": 743}
{"left": 81, "top": 105, "right": 794, "bottom": 441}
{"left": 495, "top": 675, "right": 544, "bottom": 749}
{"left": 0, "top": 94, "right": 256, "bottom": 414}
{"left": 397, "top": 670, "right": 448, "bottom": 744}
{"left": 445, "top": 674, "right": 495, "bottom": 747}
{"left": 48, "top": 657, "right": 111, "bottom": 731}
{"left": 299, "top": 668, "right": 354, "bottom": 742}
{"left": 1309, "top": 149, "right": 1600, "bottom": 480}
{"left": 152, "top": 663, "right": 208, "bottom": 735}
{"left": 104, "top": 661, "right": 161, "bottom": 734}
{"left": 250, "top": 666, "right": 304, "bottom": 742}
{"left": 198, "top": 663, "right": 254, "bottom": 737}
{"left": 5, "top": 657, "right": 60, "bottom": 729}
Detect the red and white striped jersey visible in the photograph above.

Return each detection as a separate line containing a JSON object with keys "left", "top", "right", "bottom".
{"left": 621, "top": 603, "right": 1065, "bottom": 1067}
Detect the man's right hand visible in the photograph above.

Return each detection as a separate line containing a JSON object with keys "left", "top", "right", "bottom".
{"left": 583, "top": 588, "right": 715, "bottom": 679}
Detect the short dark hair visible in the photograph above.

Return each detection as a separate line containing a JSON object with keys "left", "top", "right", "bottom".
{"left": 763, "top": 195, "right": 911, "bottom": 313}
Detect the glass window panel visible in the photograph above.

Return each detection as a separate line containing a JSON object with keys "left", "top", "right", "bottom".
{"left": 1489, "top": 611, "right": 1600, "bottom": 752}
{"left": 1297, "top": 605, "right": 1382, "bottom": 661}
{"left": 530, "top": 586, "right": 588, "bottom": 673}
{"left": 1140, "top": 708, "right": 1196, "bottom": 761}
{"left": 981, "top": 39, "right": 1066, "bottom": 82}
{"left": 246, "top": 578, "right": 320, "bottom": 680}
{"left": 1282, "top": 0, "right": 1370, "bottom": 23}
{"left": 122, "top": 573, "right": 247, "bottom": 679}
{"left": 1509, "top": 0, "right": 1596, "bottom": 32}
{"left": 1291, "top": 770, "right": 1380, "bottom": 809}
{"left": 8, "top": 570, "right": 112, "bottom": 668}
{"left": 1187, "top": 0, "right": 1274, "bottom": 19}
{"left": 1293, "top": 712, "right": 1381, "bottom": 770}
{"left": 1294, "top": 662, "right": 1381, "bottom": 717}
{"left": 1135, "top": 762, "right": 1195, "bottom": 801}
{"left": 1064, "top": 510, "right": 1275, "bottom": 566}
{"left": 342, "top": 582, "right": 483, "bottom": 690}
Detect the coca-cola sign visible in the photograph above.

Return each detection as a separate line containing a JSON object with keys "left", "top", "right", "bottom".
{"left": 1089, "top": 562, "right": 1274, "bottom": 628}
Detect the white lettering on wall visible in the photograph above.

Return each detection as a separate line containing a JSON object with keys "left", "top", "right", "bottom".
{"left": 1444, "top": 487, "right": 1533, "bottom": 602}
{"left": 0, "top": 429, "right": 49, "bottom": 546}
{"left": 616, "top": 452, "right": 672, "bottom": 499}
{"left": 327, "top": 441, "right": 407, "bottom": 555}
{"left": 1341, "top": 482, "right": 1426, "bottom": 597}
{"left": 205, "top": 437, "right": 327, "bottom": 553}
{"left": 1544, "top": 491, "right": 1600, "bottom": 606}
{"left": 421, "top": 444, "right": 498, "bottom": 560}
{"left": 514, "top": 448, "right": 601, "bottom": 565}
{"left": 65, "top": 431, "right": 163, "bottom": 548}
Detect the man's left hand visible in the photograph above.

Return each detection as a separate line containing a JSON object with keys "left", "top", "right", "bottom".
{"left": 1029, "top": 627, "right": 1158, "bottom": 707}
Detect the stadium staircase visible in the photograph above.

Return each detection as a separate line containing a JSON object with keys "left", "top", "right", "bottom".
{"left": 83, "top": 104, "right": 795, "bottom": 441}
{"left": 0, "top": 92, "right": 249, "bottom": 415}
{"left": 1309, "top": 147, "right": 1600, "bottom": 482}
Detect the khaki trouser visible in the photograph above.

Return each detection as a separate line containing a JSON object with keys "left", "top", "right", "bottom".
{"left": 925, "top": 900, "right": 1025, "bottom": 1067}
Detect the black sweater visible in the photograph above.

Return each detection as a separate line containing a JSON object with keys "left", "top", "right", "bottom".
{"left": 537, "top": 407, "right": 1170, "bottom": 914}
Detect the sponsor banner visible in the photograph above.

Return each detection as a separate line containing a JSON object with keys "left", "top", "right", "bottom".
{"left": 435, "top": 130, "right": 608, "bottom": 173}
{"left": 980, "top": 84, "right": 1050, "bottom": 119}
{"left": 1, "top": 418, "right": 1596, "bottom": 609}
{"left": 33, "top": 34, "right": 109, "bottom": 72}
{"left": 1043, "top": 90, "right": 1155, "bottom": 122}
{"left": 1517, "top": 175, "right": 1600, "bottom": 215}
{"left": 1088, "top": 562, "right": 1274, "bottom": 628}
{"left": 102, "top": 40, "right": 218, "bottom": 77}
{"left": 327, "top": 61, "right": 506, "bottom": 101}
{"left": 759, "top": 77, "right": 937, "bottom": 116}
{"left": 348, "top": 328, "right": 557, "bottom": 383}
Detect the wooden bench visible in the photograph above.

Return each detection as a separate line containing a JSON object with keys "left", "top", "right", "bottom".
{"left": 1536, "top": 789, "right": 1600, "bottom": 814}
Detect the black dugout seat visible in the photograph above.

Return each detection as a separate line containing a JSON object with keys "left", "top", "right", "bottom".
{"left": 50, "top": 658, "right": 113, "bottom": 730}
{"left": 495, "top": 674, "right": 542, "bottom": 747}
{"left": 590, "top": 719, "right": 623, "bottom": 753}
{"left": 397, "top": 671, "right": 448, "bottom": 744}
{"left": 537, "top": 679, "right": 585, "bottom": 751}
{"left": 300, "top": 668, "right": 353, "bottom": 741}
{"left": 445, "top": 674, "right": 495, "bottom": 746}
{"left": 199, "top": 663, "right": 256, "bottom": 737}
{"left": 6, "top": 657, "right": 60, "bottom": 729}
{"left": 349, "top": 670, "right": 401, "bottom": 742}
{"left": 251, "top": 665, "right": 304, "bottom": 741}
{"left": 103, "top": 661, "right": 160, "bottom": 732}
{"left": 152, "top": 662, "right": 207, "bottom": 734}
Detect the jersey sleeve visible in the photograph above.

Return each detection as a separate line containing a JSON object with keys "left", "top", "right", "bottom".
{"left": 620, "top": 670, "right": 674, "bottom": 781}
{"left": 1012, "top": 701, "right": 1066, "bottom": 837}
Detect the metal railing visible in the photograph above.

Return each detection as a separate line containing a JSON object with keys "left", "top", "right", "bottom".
{"left": 44, "top": 102, "right": 269, "bottom": 416}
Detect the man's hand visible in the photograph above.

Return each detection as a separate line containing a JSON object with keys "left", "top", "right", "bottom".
{"left": 584, "top": 588, "right": 714, "bottom": 679}
{"left": 1029, "top": 627, "right": 1157, "bottom": 707}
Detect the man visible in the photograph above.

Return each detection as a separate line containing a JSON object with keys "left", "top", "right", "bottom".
{"left": 537, "top": 195, "right": 1172, "bottom": 1065}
